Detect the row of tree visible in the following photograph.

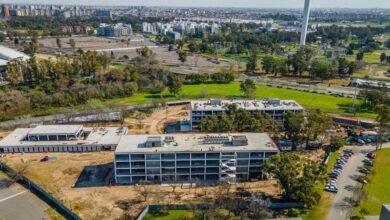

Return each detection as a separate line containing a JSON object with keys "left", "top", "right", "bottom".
{"left": 185, "top": 72, "right": 235, "bottom": 84}
{"left": 259, "top": 49, "right": 356, "bottom": 79}
{"left": 200, "top": 105, "right": 275, "bottom": 133}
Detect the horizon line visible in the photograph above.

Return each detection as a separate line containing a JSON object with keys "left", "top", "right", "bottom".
{"left": 1, "top": 2, "right": 390, "bottom": 9}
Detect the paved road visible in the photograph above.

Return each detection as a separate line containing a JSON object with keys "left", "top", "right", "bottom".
{"left": 326, "top": 144, "right": 386, "bottom": 220}
{"left": 0, "top": 174, "right": 48, "bottom": 220}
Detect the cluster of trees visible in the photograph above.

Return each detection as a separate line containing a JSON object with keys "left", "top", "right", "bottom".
{"left": 264, "top": 152, "right": 326, "bottom": 208}
{"left": 283, "top": 110, "right": 333, "bottom": 149}
{"left": 200, "top": 104, "right": 275, "bottom": 133}
{"left": 360, "top": 88, "right": 390, "bottom": 111}
{"left": 259, "top": 49, "right": 356, "bottom": 79}
{"left": 185, "top": 72, "right": 235, "bottom": 84}
{"left": 307, "top": 25, "right": 389, "bottom": 49}
{"left": 309, "top": 58, "right": 356, "bottom": 79}
{"left": 0, "top": 46, "right": 177, "bottom": 116}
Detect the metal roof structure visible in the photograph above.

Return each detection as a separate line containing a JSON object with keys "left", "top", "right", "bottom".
{"left": 28, "top": 125, "right": 83, "bottom": 136}
{"left": 0, "top": 58, "right": 8, "bottom": 66}
{"left": 0, "top": 45, "right": 30, "bottom": 61}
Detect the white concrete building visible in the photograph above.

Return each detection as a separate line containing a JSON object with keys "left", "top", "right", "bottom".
{"left": 114, "top": 133, "right": 279, "bottom": 184}
{"left": 190, "top": 99, "right": 304, "bottom": 130}
{"left": 0, "top": 125, "right": 127, "bottom": 153}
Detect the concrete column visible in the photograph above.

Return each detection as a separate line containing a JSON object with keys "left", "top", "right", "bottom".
{"left": 300, "top": 0, "right": 311, "bottom": 46}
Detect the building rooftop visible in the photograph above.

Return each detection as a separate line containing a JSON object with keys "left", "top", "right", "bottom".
{"left": 0, "top": 58, "right": 8, "bottom": 66}
{"left": 115, "top": 133, "right": 279, "bottom": 153}
{"left": 0, "top": 126, "right": 126, "bottom": 147}
{"left": 27, "top": 125, "right": 83, "bottom": 135}
{"left": 190, "top": 99, "right": 303, "bottom": 111}
{"left": 0, "top": 45, "right": 30, "bottom": 61}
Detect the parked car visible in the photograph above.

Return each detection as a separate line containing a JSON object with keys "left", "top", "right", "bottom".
{"left": 325, "top": 186, "right": 338, "bottom": 193}
{"left": 356, "top": 176, "right": 368, "bottom": 184}
{"left": 359, "top": 168, "right": 371, "bottom": 174}
{"left": 367, "top": 152, "right": 376, "bottom": 159}
{"left": 357, "top": 139, "right": 366, "bottom": 145}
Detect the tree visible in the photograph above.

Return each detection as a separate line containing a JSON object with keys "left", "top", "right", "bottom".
{"left": 56, "top": 38, "right": 62, "bottom": 53}
{"left": 69, "top": 39, "right": 76, "bottom": 52}
{"left": 134, "top": 181, "right": 153, "bottom": 201}
{"left": 263, "top": 153, "right": 323, "bottom": 208}
{"left": 292, "top": 48, "right": 308, "bottom": 76}
{"left": 375, "top": 104, "right": 390, "bottom": 150}
{"left": 380, "top": 53, "right": 387, "bottom": 63}
{"left": 177, "top": 50, "right": 187, "bottom": 63}
{"left": 306, "top": 109, "right": 333, "bottom": 146}
{"left": 114, "top": 199, "right": 142, "bottom": 220}
{"left": 310, "top": 60, "right": 335, "bottom": 80}
{"left": 210, "top": 72, "right": 235, "bottom": 84}
{"left": 284, "top": 111, "right": 305, "bottom": 150}
{"left": 330, "top": 137, "right": 345, "bottom": 152}
{"left": 188, "top": 41, "right": 199, "bottom": 53}
{"left": 262, "top": 56, "right": 276, "bottom": 74}
{"left": 24, "top": 36, "right": 39, "bottom": 57}
{"left": 246, "top": 48, "right": 258, "bottom": 72}
{"left": 356, "top": 51, "right": 364, "bottom": 61}
{"left": 240, "top": 78, "right": 256, "bottom": 98}
{"left": 136, "top": 46, "right": 152, "bottom": 57}
{"left": 167, "top": 74, "right": 183, "bottom": 96}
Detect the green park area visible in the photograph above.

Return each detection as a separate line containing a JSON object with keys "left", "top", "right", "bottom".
{"left": 143, "top": 209, "right": 240, "bottom": 220}
{"left": 354, "top": 148, "right": 390, "bottom": 218}
{"left": 103, "top": 82, "right": 376, "bottom": 119}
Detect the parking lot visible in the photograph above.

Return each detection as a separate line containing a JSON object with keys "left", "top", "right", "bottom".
{"left": 327, "top": 146, "right": 377, "bottom": 220}
{"left": 0, "top": 174, "right": 48, "bottom": 220}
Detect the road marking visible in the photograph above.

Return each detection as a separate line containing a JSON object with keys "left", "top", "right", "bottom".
{"left": 0, "top": 191, "right": 27, "bottom": 203}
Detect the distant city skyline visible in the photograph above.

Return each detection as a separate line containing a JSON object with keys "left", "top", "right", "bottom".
{"left": 1, "top": 0, "right": 389, "bottom": 9}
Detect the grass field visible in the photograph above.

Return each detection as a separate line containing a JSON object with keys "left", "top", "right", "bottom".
{"left": 103, "top": 82, "right": 376, "bottom": 119}
{"left": 301, "top": 151, "right": 341, "bottom": 220}
{"left": 2, "top": 82, "right": 376, "bottom": 121}
{"left": 346, "top": 52, "right": 381, "bottom": 64}
{"left": 354, "top": 148, "right": 390, "bottom": 217}
{"left": 143, "top": 210, "right": 194, "bottom": 220}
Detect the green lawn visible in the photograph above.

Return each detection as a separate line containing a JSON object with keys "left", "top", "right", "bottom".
{"left": 2, "top": 82, "right": 377, "bottom": 121}
{"left": 103, "top": 82, "right": 376, "bottom": 119}
{"left": 354, "top": 148, "right": 390, "bottom": 217}
{"left": 301, "top": 151, "right": 341, "bottom": 220}
{"left": 143, "top": 210, "right": 194, "bottom": 220}
{"left": 346, "top": 52, "right": 381, "bottom": 63}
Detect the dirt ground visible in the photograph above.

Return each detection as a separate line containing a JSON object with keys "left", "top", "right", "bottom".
{"left": 2, "top": 152, "right": 281, "bottom": 220}
{"left": 124, "top": 105, "right": 189, "bottom": 134}
{"left": 37, "top": 36, "right": 152, "bottom": 52}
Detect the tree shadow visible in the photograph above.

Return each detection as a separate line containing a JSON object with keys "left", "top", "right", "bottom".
{"left": 0, "top": 178, "right": 15, "bottom": 189}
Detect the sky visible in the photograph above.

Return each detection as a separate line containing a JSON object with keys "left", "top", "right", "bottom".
{"left": 2, "top": 0, "right": 389, "bottom": 9}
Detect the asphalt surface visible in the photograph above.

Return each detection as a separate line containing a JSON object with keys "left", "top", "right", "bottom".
{"left": 0, "top": 174, "right": 48, "bottom": 220}
{"left": 326, "top": 144, "right": 388, "bottom": 220}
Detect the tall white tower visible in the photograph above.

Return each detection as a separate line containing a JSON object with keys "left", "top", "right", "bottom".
{"left": 300, "top": 0, "right": 311, "bottom": 46}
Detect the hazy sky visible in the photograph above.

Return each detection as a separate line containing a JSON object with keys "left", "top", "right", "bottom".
{"left": 2, "top": 0, "right": 389, "bottom": 8}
